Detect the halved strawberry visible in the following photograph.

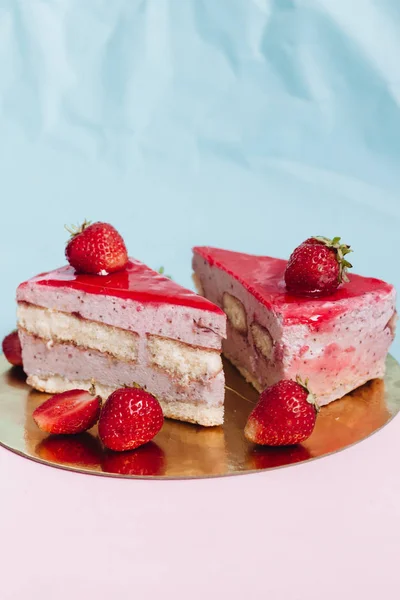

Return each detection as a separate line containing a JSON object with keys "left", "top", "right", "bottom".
{"left": 2, "top": 330, "right": 23, "bottom": 367}
{"left": 33, "top": 389, "right": 101, "bottom": 435}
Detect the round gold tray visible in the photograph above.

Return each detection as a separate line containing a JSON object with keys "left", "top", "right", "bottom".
{"left": 1, "top": 355, "right": 399, "bottom": 479}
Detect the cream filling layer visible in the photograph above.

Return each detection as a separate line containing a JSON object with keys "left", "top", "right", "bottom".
{"left": 17, "top": 303, "right": 139, "bottom": 361}
{"left": 18, "top": 303, "right": 223, "bottom": 384}
{"left": 147, "top": 335, "right": 222, "bottom": 385}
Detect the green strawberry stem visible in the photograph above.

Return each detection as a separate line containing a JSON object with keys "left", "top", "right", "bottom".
{"left": 295, "top": 375, "right": 320, "bottom": 412}
{"left": 313, "top": 236, "right": 353, "bottom": 284}
{"left": 122, "top": 382, "right": 143, "bottom": 390}
{"left": 158, "top": 266, "right": 172, "bottom": 279}
{"left": 65, "top": 219, "right": 92, "bottom": 239}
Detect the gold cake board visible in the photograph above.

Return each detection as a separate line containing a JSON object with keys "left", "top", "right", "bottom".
{"left": 0, "top": 355, "right": 399, "bottom": 479}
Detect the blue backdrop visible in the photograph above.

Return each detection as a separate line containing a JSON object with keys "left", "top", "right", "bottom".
{"left": 1, "top": 0, "right": 399, "bottom": 355}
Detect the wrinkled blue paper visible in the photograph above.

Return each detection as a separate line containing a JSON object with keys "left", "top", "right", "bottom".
{"left": 1, "top": 0, "right": 399, "bottom": 354}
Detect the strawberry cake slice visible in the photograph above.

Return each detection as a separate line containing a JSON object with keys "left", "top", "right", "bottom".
{"left": 17, "top": 260, "right": 226, "bottom": 426}
{"left": 192, "top": 247, "right": 396, "bottom": 405}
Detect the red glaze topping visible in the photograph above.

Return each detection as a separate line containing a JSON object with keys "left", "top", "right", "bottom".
{"left": 19, "top": 259, "right": 224, "bottom": 315}
{"left": 193, "top": 247, "right": 394, "bottom": 326}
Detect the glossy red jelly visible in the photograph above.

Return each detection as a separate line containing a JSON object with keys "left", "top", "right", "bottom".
{"left": 18, "top": 259, "right": 224, "bottom": 314}
{"left": 193, "top": 247, "right": 393, "bottom": 326}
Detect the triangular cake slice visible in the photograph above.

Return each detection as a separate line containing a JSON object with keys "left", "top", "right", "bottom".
{"left": 17, "top": 259, "right": 227, "bottom": 426}
{"left": 192, "top": 247, "right": 396, "bottom": 405}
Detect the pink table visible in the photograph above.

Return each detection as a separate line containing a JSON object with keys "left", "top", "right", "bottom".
{"left": 1, "top": 413, "right": 399, "bottom": 600}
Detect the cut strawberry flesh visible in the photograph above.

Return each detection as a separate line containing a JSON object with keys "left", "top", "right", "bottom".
{"left": 33, "top": 390, "right": 101, "bottom": 435}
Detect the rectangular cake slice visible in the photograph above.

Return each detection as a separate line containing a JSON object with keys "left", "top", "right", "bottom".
{"left": 17, "top": 259, "right": 227, "bottom": 426}
{"left": 192, "top": 247, "right": 396, "bottom": 406}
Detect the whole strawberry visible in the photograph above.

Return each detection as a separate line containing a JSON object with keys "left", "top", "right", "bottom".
{"left": 244, "top": 379, "right": 318, "bottom": 446}
{"left": 2, "top": 330, "right": 23, "bottom": 367}
{"left": 33, "top": 389, "right": 101, "bottom": 435}
{"left": 65, "top": 220, "right": 128, "bottom": 275}
{"left": 284, "top": 236, "right": 352, "bottom": 296}
{"left": 98, "top": 387, "right": 164, "bottom": 452}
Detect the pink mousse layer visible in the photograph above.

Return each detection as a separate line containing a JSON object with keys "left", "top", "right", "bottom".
{"left": 17, "top": 259, "right": 226, "bottom": 349}
{"left": 193, "top": 247, "right": 396, "bottom": 404}
{"left": 20, "top": 332, "right": 224, "bottom": 407}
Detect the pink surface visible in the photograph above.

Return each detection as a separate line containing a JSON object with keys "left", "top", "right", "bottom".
{"left": 1, "top": 416, "right": 400, "bottom": 599}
